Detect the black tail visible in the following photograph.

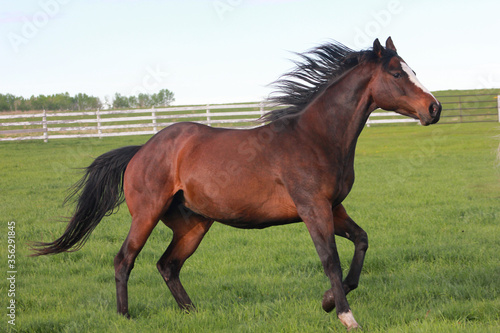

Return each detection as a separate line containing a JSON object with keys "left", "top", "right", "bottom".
{"left": 31, "top": 145, "right": 142, "bottom": 256}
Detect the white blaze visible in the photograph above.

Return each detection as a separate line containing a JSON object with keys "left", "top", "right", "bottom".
{"left": 401, "top": 62, "right": 438, "bottom": 102}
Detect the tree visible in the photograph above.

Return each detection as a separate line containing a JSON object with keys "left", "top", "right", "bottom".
{"left": 113, "top": 93, "right": 129, "bottom": 109}
{"left": 54, "top": 92, "right": 73, "bottom": 110}
{"left": 103, "top": 96, "right": 112, "bottom": 109}
{"left": 30, "top": 95, "right": 48, "bottom": 110}
{"left": 137, "top": 93, "right": 152, "bottom": 108}
{"left": 74, "top": 93, "right": 101, "bottom": 110}
{"left": 17, "top": 98, "right": 30, "bottom": 111}
{"left": 0, "top": 94, "right": 9, "bottom": 111}
{"left": 152, "top": 88, "right": 175, "bottom": 107}
{"left": 128, "top": 96, "right": 138, "bottom": 108}
{"left": 5, "top": 94, "right": 17, "bottom": 111}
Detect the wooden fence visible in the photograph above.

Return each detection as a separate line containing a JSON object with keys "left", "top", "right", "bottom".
{"left": 1, "top": 96, "right": 499, "bottom": 142}
{"left": 0, "top": 103, "right": 266, "bottom": 142}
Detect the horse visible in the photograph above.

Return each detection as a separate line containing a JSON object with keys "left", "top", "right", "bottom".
{"left": 32, "top": 37, "right": 441, "bottom": 331}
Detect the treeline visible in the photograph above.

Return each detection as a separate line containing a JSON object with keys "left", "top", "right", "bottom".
{"left": 0, "top": 89, "right": 174, "bottom": 112}
{"left": 112, "top": 89, "right": 174, "bottom": 109}
{"left": 0, "top": 93, "right": 100, "bottom": 112}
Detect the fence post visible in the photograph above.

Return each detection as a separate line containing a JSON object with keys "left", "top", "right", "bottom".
{"left": 152, "top": 106, "right": 157, "bottom": 133}
{"left": 497, "top": 95, "right": 500, "bottom": 123}
{"left": 42, "top": 109, "right": 48, "bottom": 143}
{"left": 458, "top": 96, "right": 463, "bottom": 123}
{"left": 96, "top": 108, "right": 102, "bottom": 139}
{"left": 259, "top": 102, "right": 264, "bottom": 118}
{"left": 206, "top": 104, "right": 211, "bottom": 126}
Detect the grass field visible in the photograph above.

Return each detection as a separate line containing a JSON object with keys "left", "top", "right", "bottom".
{"left": 1, "top": 122, "right": 499, "bottom": 332}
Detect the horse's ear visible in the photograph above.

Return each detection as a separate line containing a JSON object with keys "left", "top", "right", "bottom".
{"left": 386, "top": 37, "right": 397, "bottom": 52}
{"left": 373, "top": 38, "right": 384, "bottom": 58}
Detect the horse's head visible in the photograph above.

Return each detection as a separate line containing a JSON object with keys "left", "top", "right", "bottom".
{"left": 369, "top": 37, "right": 441, "bottom": 126}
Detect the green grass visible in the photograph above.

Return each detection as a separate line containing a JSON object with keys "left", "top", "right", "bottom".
{"left": 0, "top": 122, "right": 499, "bottom": 332}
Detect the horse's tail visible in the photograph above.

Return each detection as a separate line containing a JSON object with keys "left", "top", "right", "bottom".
{"left": 31, "top": 145, "right": 143, "bottom": 256}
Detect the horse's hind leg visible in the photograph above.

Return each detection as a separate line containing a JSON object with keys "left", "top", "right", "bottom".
{"left": 114, "top": 213, "right": 160, "bottom": 317}
{"left": 157, "top": 206, "right": 213, "bottom": 311}
{"left": 322, "top": 204, "right": 368, "bottom": 313}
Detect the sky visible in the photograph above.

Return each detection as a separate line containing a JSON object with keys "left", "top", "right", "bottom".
{"left": 1, "top": 0, "right": 499, "bottom": 106}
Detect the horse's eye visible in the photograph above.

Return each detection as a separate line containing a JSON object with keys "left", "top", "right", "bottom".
{"left": 392, "top": 72, "right": 402, "bottom": 79}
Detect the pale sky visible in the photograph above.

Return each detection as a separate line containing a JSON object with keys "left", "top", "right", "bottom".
{"left": 1, "top": 0, "right": 499, "bottom": 105}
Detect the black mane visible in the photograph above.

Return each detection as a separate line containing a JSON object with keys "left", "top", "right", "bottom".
{"left": 261, "top": 41, "right": 378, "bottom": 122}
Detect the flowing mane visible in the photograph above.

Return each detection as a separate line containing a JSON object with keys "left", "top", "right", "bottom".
{"left": 261, "top": 41, "right": 380, "bottom": 122}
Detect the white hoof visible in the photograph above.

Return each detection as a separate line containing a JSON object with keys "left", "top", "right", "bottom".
{"left": 338, "top": 310, "right": 360, "bottom": 331}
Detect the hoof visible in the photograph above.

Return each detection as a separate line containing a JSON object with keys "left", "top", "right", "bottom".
{"left": 338, "top": 310, "right": 360, "bottom": 331}
{"left": 322, "top": 289, "right": 335, "bottom": 313}
{"left": 118, "top": 312, "right": 131, "bottom": 319}
{"left": 181, "top": 303, "right": 196, "bottom": 313}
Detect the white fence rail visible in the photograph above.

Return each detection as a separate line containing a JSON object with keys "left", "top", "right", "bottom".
{"left": 0, "top": 103, "right": 415, "bottom": 142}
{"left": 366, "top": 113, "right": 418, "bottom": 126}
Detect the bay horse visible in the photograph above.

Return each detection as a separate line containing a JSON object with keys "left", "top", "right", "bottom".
{"left": 32, "top": 37, "right": 441, "bottom": 330}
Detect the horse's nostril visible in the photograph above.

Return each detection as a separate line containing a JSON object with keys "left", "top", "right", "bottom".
{"left": 429, "top": 102, "right": 440, "bottom": 116}
{"left": 429, "top": 102, "right": 442, "bottom": 124}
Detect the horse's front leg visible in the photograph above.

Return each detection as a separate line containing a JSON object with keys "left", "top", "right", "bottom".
{"left": 297, "top": 201, "right": 360, "bottom": 331}
{"left": 322, "top": 204, "right": 368, "bottom": 313}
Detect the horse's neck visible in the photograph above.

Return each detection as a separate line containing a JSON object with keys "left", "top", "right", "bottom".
{"left": 298, "top": 64, "right": 377, "bottom": 160}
